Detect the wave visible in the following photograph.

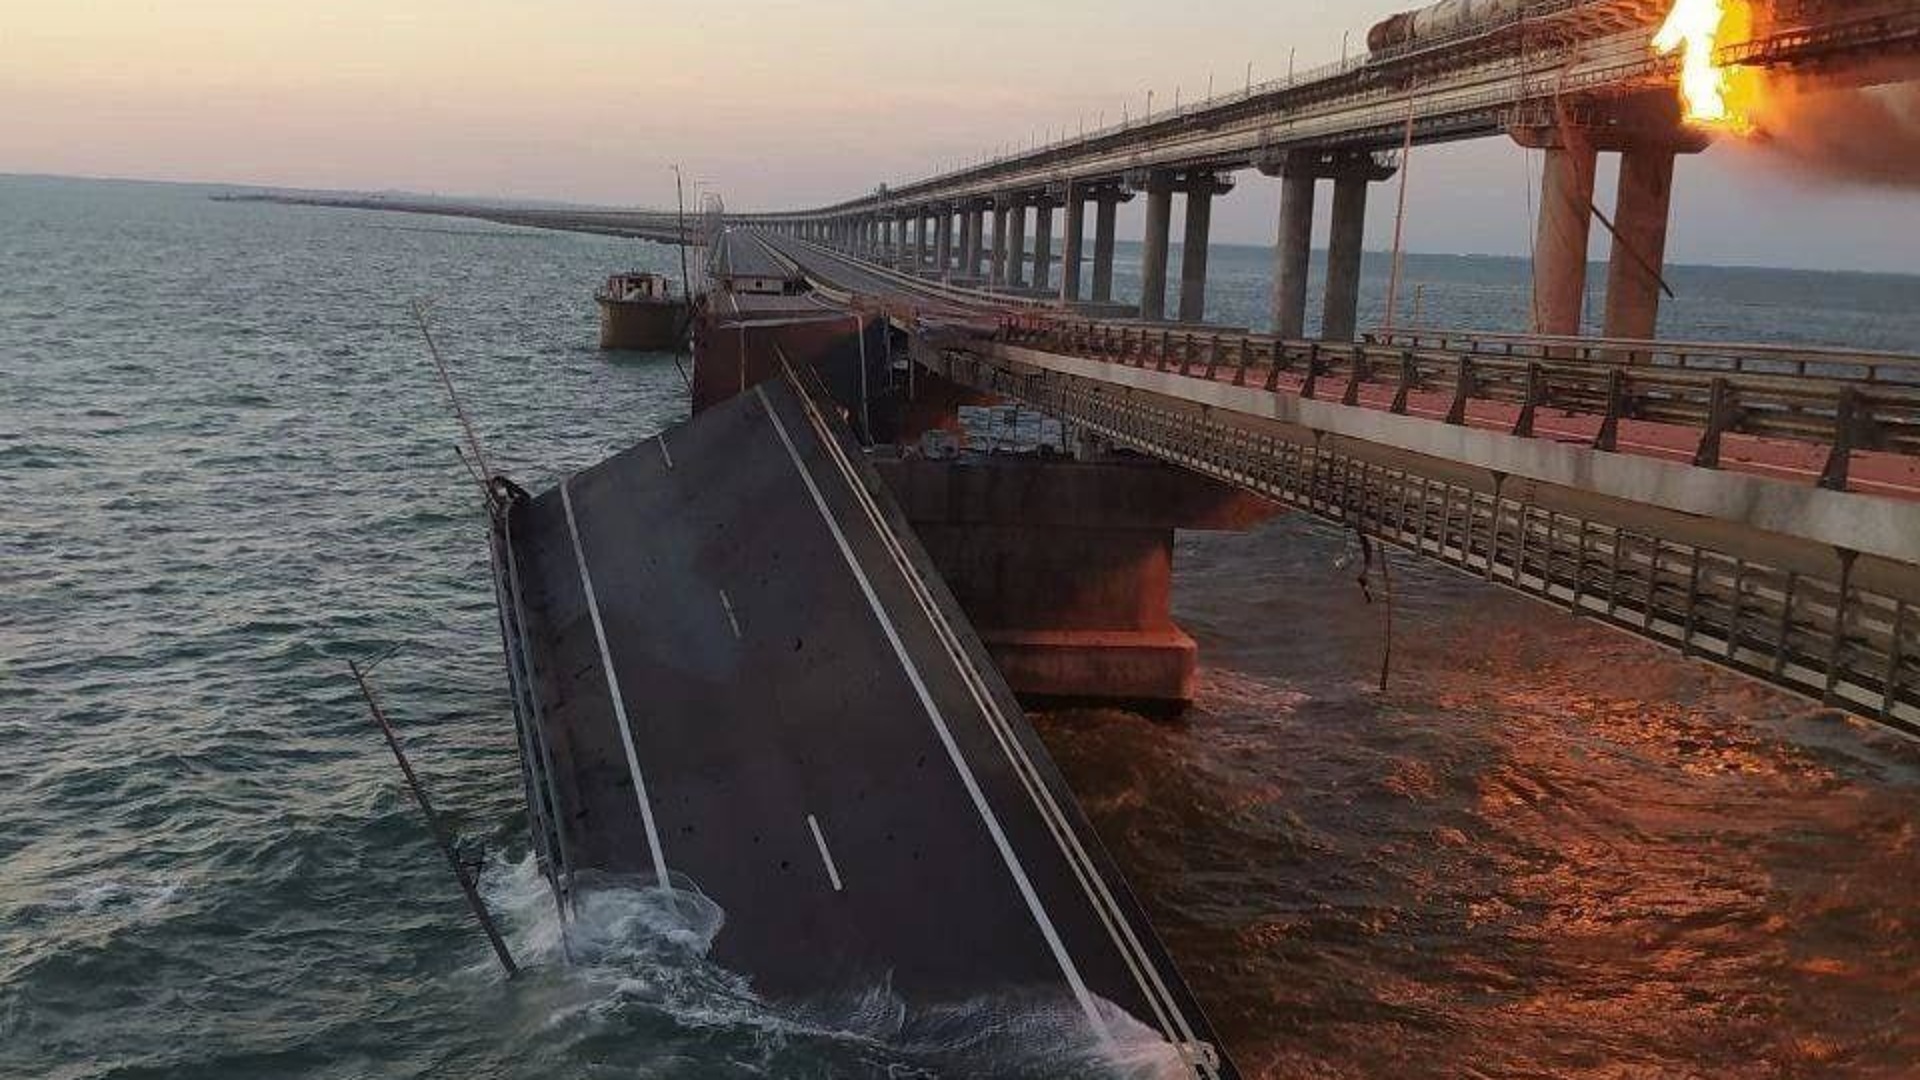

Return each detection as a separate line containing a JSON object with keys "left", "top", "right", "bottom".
{"left": 480, "top": 856, "right": 1202, "bottom": 1078}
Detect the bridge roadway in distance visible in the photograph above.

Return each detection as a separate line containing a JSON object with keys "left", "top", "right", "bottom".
{"left": 737, "top": 227, "right": 1920, "bottom": 735}
{"left": 490, "top": 368, "right": 1235, "bottom": 1076}
{"left": 735, "top": 0, "right": 1920, "bottom": 337}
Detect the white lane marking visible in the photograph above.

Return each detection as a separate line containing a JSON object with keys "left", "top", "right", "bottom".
{"left": 718, "top": 589, "right": 743, "bottom": 639}
{"left": 806, "top": 814, "right": 844, "bottom": 893}
{"left": 560, "top": 477, "right": 673, "bottom": 895}
{"left": 756, "top": 385, "right": 1111, "bottom": 1047}
{"left": 795, "top": 377, "right": 1206, "bottom": 1070}
{"left": 657, "top": 436, "right": 674, "bottom": 470}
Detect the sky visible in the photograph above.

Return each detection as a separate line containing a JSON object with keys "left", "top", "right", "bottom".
{"left": 4, "top": 0, "right": 1915, "bottom": 272}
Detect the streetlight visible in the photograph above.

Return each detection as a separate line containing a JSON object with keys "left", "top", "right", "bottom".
{"left": 668, "top": 164, "right": 692, "bottom": 304}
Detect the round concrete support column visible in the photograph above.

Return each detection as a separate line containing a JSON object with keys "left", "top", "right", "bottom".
{"left": 1006, "top": 200, "right": 1028, "bottom": 289}
{"left": 1322, "top": 174, "right": 1369, "bottom": 342}
{"left": 1603, "top": 147, "right": 1676, "bottom": 341}
{"left": 1272, "top": 168, "right": 1316, "bottom": 338}
{"left": 1138, "top": 176, "right": 1174, "bottom": 322}
{"left": 1178, "top": 175, "right": 1231, "bottom": 324}
{"left": 1092, "top": 195, "right": 1120, "bottom": 303}
{"left": 998, "top": 201, "right": 1013, "bottom": 284}
{"left": 1533, "top": 144, "right": 1599, "bottom": 336}
{"left": 1060, "top": 191, "right": 1085, "bottom": 301}
{"left": 1031, "top": 202, "right": 1053, "bottom": 292}
{"left": 935, "top": 211, "right": 954, "bottom": 276}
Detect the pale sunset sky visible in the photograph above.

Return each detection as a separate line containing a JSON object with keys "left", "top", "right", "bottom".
{"left": 5, "top": 0, "right": 1915, "bottom": 272}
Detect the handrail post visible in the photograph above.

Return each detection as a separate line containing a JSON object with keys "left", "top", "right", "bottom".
{"left": 1445, "top": 355, "right": 1474, "bottom": 425}
{"left": 1820, "top": 387, "right": 1870, "bottom": 491}
{"left": 1513, "top": 362, "right": 1546, "bottom": 438}
{"left": 1391, "top": 350, "right": 1417, "bottom": 414}
{"left": 1594, "top": 369, "right": 1627, "bottom": 452}
{"left": 1692, "top": 376, "right": 1738, "bottom": 469}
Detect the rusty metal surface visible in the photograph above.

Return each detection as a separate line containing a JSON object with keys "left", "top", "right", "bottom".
{"left": 493, "top": 374, "right": 1237, "bottom": 1075}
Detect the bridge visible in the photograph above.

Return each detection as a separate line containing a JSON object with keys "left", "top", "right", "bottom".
{"left": 259, "top": 2, "right": 1920, "bottom": 1072}
{"left": 707, "top": 214, "right": 1920, "bottom": 736}
{"left": 733, "top": 0, "right": 1920, "bottom": 343}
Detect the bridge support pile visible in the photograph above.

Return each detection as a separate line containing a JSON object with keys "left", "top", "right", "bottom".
{"left": 873, "top": 451, "right": 1275, "bottom": 710}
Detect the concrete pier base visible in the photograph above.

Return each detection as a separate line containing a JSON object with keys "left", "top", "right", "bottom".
{"left": 873, "top": 452, "right": 1276, "bottom": 710}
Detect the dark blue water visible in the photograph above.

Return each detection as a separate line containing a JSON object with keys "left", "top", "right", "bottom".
{"left": 4, "top": 175, "right": 1917, "bottom": 1079}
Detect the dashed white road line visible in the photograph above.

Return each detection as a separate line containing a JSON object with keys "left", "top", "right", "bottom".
{"left": 806, "top": 814, "right": 844, "bottom": 893}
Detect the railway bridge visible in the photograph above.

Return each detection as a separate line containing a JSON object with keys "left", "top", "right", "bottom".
{"left": 696, "top": 221, "right": 1920, "bottom": 736}
{"left": 735, "top": 0, "right": 1920, "bottom": 342}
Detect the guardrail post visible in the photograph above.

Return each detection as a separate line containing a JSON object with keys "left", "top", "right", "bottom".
{"left": 1691, "top": 376, "right": 1738, "bottom": 469}
{"left": 1157, "top": 329, "right": 1173, "bottom": 372}
{"left": 1513, "top": 363, "right": 1546, "bottom": 437}
{"left": 1205, "top": 335, "right": 1223, "bottom": 380}
{"left": 1391, "top": 350, "right": 1418, "bottom": 414}
{"left": 1233, "top": 338, "right": 1252, "bottom": 386}
{"left": 1302, "top": 343, "right": 1324, "bottom": 399}
{"left": 1265, "top": 341, "right": 1286, "bottom": 390}
{"left": 1445, "top": 355, "right": 1475, "bottom": 425}
{"left": 1819, "top": 387, "right": 1872, "bottom": 492}
{"left": 1594, "top": 369, "right": 1628, "bottom": 452}
{"left": 1342, "top": 345, "right": 1369, "bottom": 406}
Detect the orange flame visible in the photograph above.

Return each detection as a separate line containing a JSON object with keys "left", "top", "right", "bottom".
{"left": 1654, "top": 0, "right": 1753, "bottom": 127}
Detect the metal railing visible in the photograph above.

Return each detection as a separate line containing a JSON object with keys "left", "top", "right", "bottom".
{"left": 1001, "top": 317, "right": 1920, "bottom": 491}
{"left": 926, "top": 347, "right": 1920, "bottom": 735}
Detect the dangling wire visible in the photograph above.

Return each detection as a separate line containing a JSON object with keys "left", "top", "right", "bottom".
{"left": 412, "top": 298, "right": 494, "bottom": 483}
{"left": 1350, "top": 528, "right": 1397, "bottom": 693}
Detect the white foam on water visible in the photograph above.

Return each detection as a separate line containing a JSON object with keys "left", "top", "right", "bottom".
{"left": 61, "top": 880, "right": 183, "bottom": 918}
{"left": 479, "top": 856, "right": 1208, "bottom": 1077}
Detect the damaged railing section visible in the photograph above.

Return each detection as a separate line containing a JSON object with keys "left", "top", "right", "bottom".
{"left": 931, "top": 348, "right": 1920, "bottom": 736}
{"left": 485, "top": 478, "right": 577, "bottom": 915}
{"left": 1001, "top": 317, "right": 1920, "bottom": 493}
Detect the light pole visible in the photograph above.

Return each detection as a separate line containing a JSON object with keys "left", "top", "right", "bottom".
{"left": 669, "top": 164, "right": 691, "bottom": 308}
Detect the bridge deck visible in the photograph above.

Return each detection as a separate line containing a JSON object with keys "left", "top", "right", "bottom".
{"left": 740, "top": 230, "right": 1920, "bottom": 734}
{"left": 493, "top": 374, "right": 1234, "bottom": 1075}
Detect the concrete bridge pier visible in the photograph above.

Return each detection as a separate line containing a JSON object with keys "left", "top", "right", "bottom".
{"left": 1137, "top": 172, "right": 1175, "bottom": 322}
{"left": 1517, "top": 130, "right": 1598, "bottom": 336}
{"left": 1031, "top": 199, "right": 1053, "bottom": 292}
{"left": 1261, "top": 152, "right": 1317, "bottom": 338}
{"left": 1178, "top": 173, "right": 1233, "bottom": 324}
{"left": 966, "top": 203, "right": 988, "bottom": 280}
{"left": 935, "top": 209, "right": 954, "bottom": 277}
{"left": 1513, "top": 98, "right": 1707, "bottom": 339}
{"left": 989, "top": 200, "right": 1010, "bottom": 286}
{"left": 1322, "top": 154, "right": 1395, "bottom": 341}
{"left": 915, "top": 211, "right": 931, "bottom": 271}
{"left": 1601, "top": 138, "right": 1712, "bottom": 340}
{"left": 1091, "top": 189, "right": 1127, "bottom": 304}
{"left": 1006, "top": 197, "right": 1028, "bottom": 289}
{"left": 1060, "top": 189, "right": 1085, "bottom": 301}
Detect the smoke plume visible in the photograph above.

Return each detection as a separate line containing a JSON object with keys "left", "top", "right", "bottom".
{"left": 1745, "top": 59, "right": 1920, "bottom": 189}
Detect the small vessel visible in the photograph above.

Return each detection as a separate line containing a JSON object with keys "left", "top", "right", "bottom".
{"left": 595, "top": 271, "right": 688, "bottom": 351}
